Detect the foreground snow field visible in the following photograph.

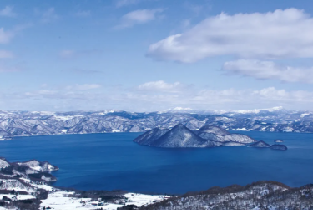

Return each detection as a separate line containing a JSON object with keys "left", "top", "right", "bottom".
{"left": 40, "top": 191, "right": 167, "bottom": 210}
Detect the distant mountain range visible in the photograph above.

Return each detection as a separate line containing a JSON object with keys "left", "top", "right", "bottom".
{"left": 0, "top": 107, "right": 313, "bottom": 139}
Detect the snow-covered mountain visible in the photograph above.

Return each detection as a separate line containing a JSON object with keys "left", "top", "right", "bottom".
{"left": 134, "top": 124, "right": 289, "bottom": 150}
{"left": 195, "top": 125, "right": 255, "bottom": 144}
{"left": 135, "top": 124, "right": 216, "bottom": 148}
{"left": 141, "top": 181, "right": 313, "bottom": 210}
{"left": 134, "top": 124, "right": 256, "bottom": 148}
{"left": 0, "top": 108, "right": 313, "bottom": 138}
{"left": 133, "top": 128, "right": 170, "bottom": 146}
{"left": 150, "top": 124, "right": 212, "bottom": 148}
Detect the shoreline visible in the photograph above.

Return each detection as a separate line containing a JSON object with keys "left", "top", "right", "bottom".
{"left": 5, "top": 129, "right": 313, "bottom": 141}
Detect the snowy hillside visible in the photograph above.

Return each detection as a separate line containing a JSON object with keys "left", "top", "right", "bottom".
{"left": 134, "top": 124, "right": 256, "bottom": 148}
{"left": 141, "top": 181, "right": 313, "bottom": 210}
{"left": 1, "top": 108, "right": 313, "bottom": 139}
{"left": 0, "top": 157, "right": 170, "bottom": 210}
{"left": 134, "top": 124, "right": 289, "bottom": 150}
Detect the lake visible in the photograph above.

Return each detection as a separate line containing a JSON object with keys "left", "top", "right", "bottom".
{"left": 0, "top": 131, "right": 312, "bottom": 195}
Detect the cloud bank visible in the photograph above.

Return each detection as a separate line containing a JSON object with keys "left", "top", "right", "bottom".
{"left": 138, "top": 80, "right": 182, "bottom": 92}
{"left": 148, "top": 9, "right": 313, "bottom": 62}
{"left": 2, "top": 81, "right": 313, "bottom": 111}
{"left": 222, "top": 59, "right": 313, "bottom": 83}
{"left": 116, "top": 0, "right": 142, "bottom": 8}
{"left": 0, "top": 6, "right": 16, "bottom": 17}
{"left": 147, "top": 9, "right": 313, "bottom": 84}
{"left": 117, "top": 9, "right": 163, "bottom": 28}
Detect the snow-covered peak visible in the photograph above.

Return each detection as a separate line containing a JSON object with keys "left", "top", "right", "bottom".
{"left": 199, "top": 125, "right": 230, "bottom": 135}
{"left": 30, "top": 111, "right": 55, "bottom": 115}
{"left": 0, "top": 158, "right": 9, "bottom": 169}
{"left": 249, "top": 140, "right": 270, "bottom": 148}
{"left": 52, "top": 115, "right": 76, "bottom": 121}
{"left": 39, "top": 111, "right": 55, "bottom": 115}
{"left": 232, "top": 109, "right": 261, "bottom": 114}
{"left": 18, "top": 160, "right": 58, "bottom": 173}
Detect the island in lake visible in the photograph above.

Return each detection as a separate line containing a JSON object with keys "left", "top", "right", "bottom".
{"left": 134, "top": 124, "right": 288, "bottom": 150}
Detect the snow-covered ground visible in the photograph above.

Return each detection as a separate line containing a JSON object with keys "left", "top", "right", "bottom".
{"left": 0, "top": 207, "right": 17, "bottom": 210}
{"left": 40, "top": 191, "right": 91, "bottom": 210}
{"left": 0, "top": 194, "right": 36, "bottom": 201}
{"left": 40, "top": 191, "right": 168, "bottom": 210}
{"left": 0, "top": 176, "right": 169, "bottom": 210}
{"left": 0, "top": 157, "right": 169, "bottom": 210}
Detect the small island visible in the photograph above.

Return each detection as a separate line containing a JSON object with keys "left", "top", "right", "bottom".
{"left": 134, "top": 124, "right": 288, "bottom": 151}
{"left": 275, "top": 139, "right": 284, "bottom": 143}
{"left": 270, "top": 144, "right": 288, "bottom": 151}
{"left": 134, "top": 124, "right": 256, "bottom": 148}
{"left": 249, "top": 140, "right": 270, "bottom": 148}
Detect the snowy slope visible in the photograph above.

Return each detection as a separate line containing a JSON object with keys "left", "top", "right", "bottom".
{"left": 150, "top": 124, "right": 214, "bottom": 148}
{"left": 134, "top": 124, "right": 256, "bottom": 148}
{"left": 0, "top": 108, "right": 313, "bottom": 138}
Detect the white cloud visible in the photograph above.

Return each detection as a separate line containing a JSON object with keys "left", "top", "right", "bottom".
{"left": 36, "top": 8, "right": 59, "bottom": 23}
{"left": 181, "top": 19, "right": 190, "bottom": 29}
{"left": 0, "top": 64, "right": 19, "bottom": 72}
{"left": 0, "top": 28, "right": 13, "bottom": 44}
{"left": 0, "top": 6, "right": 16, "bottom": 17}
{"left": 0, "top": 24, "right": 30, "bottom": 44}
{"left": 192, "top": 87, "right": 313, "bottom": 108}
{"left": 0, "top": 50, "right": 13, "bottom": 59}
{"left": 116, "top": 0, "right": 141, "bottom": 8}
{"left": 116, "top": 9, "right": 163, "bottom": 28}
{"left": 148, "top": 9, "right": 313, "bottom": 63}
{"left": 25, "top": 90, "right": 57, "bottom": 96}
{"left": 3, "top": 83, "right": 313, "bottom": 111}
{"left": 137, "top": 80, "right": 182, "bottom": 92}
{"left": 24, "top": 84, "right": 102, "bottom": 98}
{"left": 254, "top": 87, "right": 287, "bottom": 98}
{"left": 59, "top": 49, "right": 102, "bottom": 59}
{"left": 21, "top": 84, "right": 102, "bottom": 105}
{"left": 133, "top": 82, "right": 313, "bottom": 110}
{"left": 71, "top": 68, "right": 102, "bottom": 74}
{"left": 222, "top": 59, "right": 313, "bottom": 83}
{"left": 75, "top": 10, "right": 91, "bottom": 17}
{"left": 127, "top": 86, "right": 313, "bottom": 111}
{"left": 59, "top": 50, "right": 75, "bottom": 58}
{"left": 184, "top": 1, "right": 211, "bottom": 15}
{"left": 65, "top": 84, "right": 102, "bottom": 91}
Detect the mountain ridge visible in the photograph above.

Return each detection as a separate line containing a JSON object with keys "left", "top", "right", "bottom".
{"left": 1, "top": 108, "right": 313, "bottom": 138}
{"left": 134, "top": 124, "right": 256, "bottom": 148}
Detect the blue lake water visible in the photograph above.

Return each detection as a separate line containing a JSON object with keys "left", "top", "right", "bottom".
{"left": 0, "top": 131, "right": 313, "bottom": 195}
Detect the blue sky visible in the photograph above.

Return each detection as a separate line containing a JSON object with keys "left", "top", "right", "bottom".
{"left": 1, "top": 0, "right": 313, "bottom": 111}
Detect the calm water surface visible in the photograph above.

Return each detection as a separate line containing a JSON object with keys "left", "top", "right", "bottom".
{"left": 0, "top": 131, "right": 312, "bottom": 195}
